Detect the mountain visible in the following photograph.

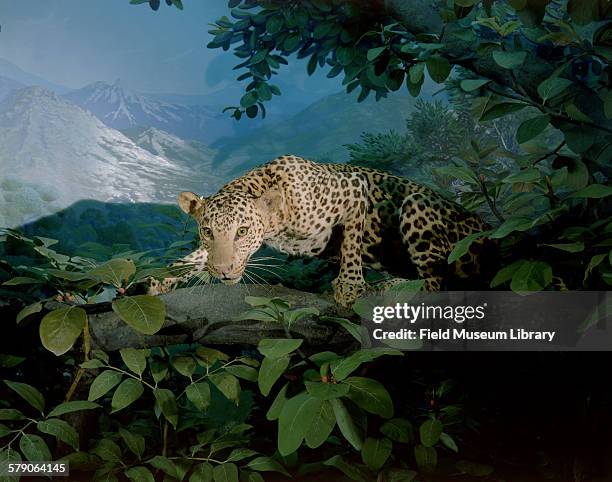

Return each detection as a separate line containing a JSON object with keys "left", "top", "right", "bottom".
{"left": 0, "top": 75, "right": 24, "bottom": 102}
{"left": 212, "top": 88, "right": 436, "bottom": 173}
{"left": 64, "top": 80, "right": 237, "bottom": 144}
{"left": 0, "top": 87, "right": 223, "bottom": 227}
{"left": 0, "top": 58, "right": 69, "bottom": 94}
{"left": 123, "top": 126, "right": 225, "bottom": 193}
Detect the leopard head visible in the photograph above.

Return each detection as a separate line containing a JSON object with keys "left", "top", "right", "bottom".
{"left": 178, "top": 188, "right": 283, "bottom": 284}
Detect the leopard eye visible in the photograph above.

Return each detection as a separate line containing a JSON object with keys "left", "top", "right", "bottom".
{"left": 201, "top": 227, "right": 213, "bottom": 239}
{"left": 236, "top": 226, "right": 249, "bottom": 237}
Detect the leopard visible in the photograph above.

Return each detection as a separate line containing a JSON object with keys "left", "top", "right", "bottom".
{"left": 148, "top": 155, "right": 491, "bottom": 308}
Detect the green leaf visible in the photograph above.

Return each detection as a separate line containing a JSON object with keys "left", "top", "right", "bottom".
{"left": 190, "top": 462, "right": 214, "bottom": 482}
{"left": 460, "top": 79, "right": 490, "bottom": 92}
{"left": 434, "top": 165, "right": 479, "bottom": 184}
{"left": 361, "top": 437, "right": 392, "bottom": 472}
{"left": 196, "top": 347, "right": 229, "bottom": 366}
{"left": 39, "top": 306, "right": 86, "bottom": 356}
{"left": 568, "top": 184, "right": 612, "bottom": 199}
{"left": 387, "top": 468, "right": 418, "bottom": 482}
{"left": 323, "top": 454, "right": 369, "bottom": 482}
{"left": 516, "top": 115, "right": 550, "bottom": 143}
{"left": 111, "top": 379, "right": 144, "bottom": 413}
{"left": 492, "top": 50, "right": 527, "bottom": 69}
{"left": 565, "top": 103, "right": 592, "bottom": 123}
{"left": 16, "top": 301, "right": 42, "bottom": 324}
{"left": 266, "top": 383, "right": 288, "bottom": 421}
{"left": 278, "top": 392, "right": 322, "bottom": 456}
{"left": 490, "top": 217, "right": 533, "bottom": 239}
{"left": 88, "top": 258, "right": 136, "bottom": 287}
{"left": 440, "top": 432, "right": 458, "bottom": 452}
{"left": 305, "top": 381, "right": 350, "bottom": 400}
{"left": 88, "top": 370, "right": 123, "bottom": 401}
{"left": 426, "top": 56, "right": 451, "bottom": 83}
{"left": 542, "top": 242, "right": 585, "bottom": 253}
{"left": 491, "top": 260, "right": 526, "bottom": 288}
{"left": 367, "top": 46, "right": 386, "bottom": 61}
{"left": 380, "top": 418, "right": 414, "bottom": 443}
{"left": 258, "top": 355, "right": 290, "bottom": 396}
{"left": 330, "top": 398, "right": 364, "bottom": 451}
{"left": 225, "top": 448, "right": 257, "bottom": 462}
{"left": 154, "top": 388, "right": 178, "bottom": 428}
{"left": 126, "top": 466, "right": 155, "bottom": 482}
{"left": 224, "top": 364, "right": 258, "bottom": 382}
{"left": 120, "top": 348, "right": 148, "bottom": 376}
{"left": 0, "top": 408, "right": 25, "bottom": 420}
{"left": 503, "top": 168, "right": 541, "bottom": 184}
{"left": 2, "top": 277, "right": 43, "bottom": 286}
{"left": 240, "top": 91, "right": 258, "bottom": 109}
{"left": 344, "top": 376, "right": 394, "bottom": 418}
{"left": 419, "top": 419, "right": 443, "bottom": 447}
{"left": 584, "top": 254, "right": 606, "bottom": 281}
{"left": 265, "top": 15, "right": 283, "bottom": 34}
{"left": 119, "top": 427, "right": 145, "bottom": 459}
{"left": 212, "top": 463, "right": 238, "bottom": 482}
{"left": 247, "top": 457, "right": 290, "bottom": 477}
{"left": 209, "top": 372, "right": 241, "bottom": 404}
{"left": 409, "top": 62, "right": 425, "bottom": 84}
{"left": 510, "top": 260, "right": 552, "bottom": 291}
{"left": 567, "top": 0, "right": 600, "bottom": 25}
{"left": 37, "top": 418, "right": 80, "bottom": 450}
{"left": 447, "top": 232, "right": 488, "bottom": 264}
{"left": 47, "top": 400, "right": 99, "bottom": 418}
{"left": 257, "top": 338, "right": 302, "bottom": 358}
{"left": 112, "top": 295, "right": 166, "bottom": 335}
{"left": 186, "top": 382, "right": 211, "bottom": 411}
{"left": 331, "top": 348, "right": 402, "bottom": 381}
{"left": 19, "top": 434, "right": 51, "bottom": 462}
{"left": 91, "top": 438, "right": 122, "bottom": 462}
{"left": 173, "top": 356, "right": 197, "bottom": 378}
{"left": 414, "top": 444, "right": 437, "bottom": 469}
{"left": 537, "top": 76, "right": 572, "bottom": 103}
{"left": 4, "top": 380, "right": 45, "bottom": 414}
{"left": 480, "top": 102, "right": 527, "bottom": 122}
{"left": 305, "top": 400, "right": 336, "bottom": 449}
{"left": 148, "top": 455, "right": 180, "bottom": 478}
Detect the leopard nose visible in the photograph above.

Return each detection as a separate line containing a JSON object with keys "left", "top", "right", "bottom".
{"left": 217, "top": 264, "right": 233, "bottom": 276}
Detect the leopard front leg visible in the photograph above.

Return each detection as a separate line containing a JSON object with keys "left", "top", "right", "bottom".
{"left": 332, "top": 174, "right": 369, "bottom": 308}
{"left": 147, "top": 247, "right": 208, "bottom": 295}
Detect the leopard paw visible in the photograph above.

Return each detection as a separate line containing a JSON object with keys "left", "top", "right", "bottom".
{"left": 332, "top": 277, "right": 368, "bottom": 308}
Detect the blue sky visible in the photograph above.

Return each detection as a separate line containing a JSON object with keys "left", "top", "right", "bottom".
{"left": 0, "top": 0, "right": 338, "bottom": 95}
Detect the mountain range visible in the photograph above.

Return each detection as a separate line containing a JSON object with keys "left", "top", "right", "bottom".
{"left": 0, "top": 87, "right": 225, "bottom": 227}
{"left": 0, "top": 57, "right": 435, "bottom": 228}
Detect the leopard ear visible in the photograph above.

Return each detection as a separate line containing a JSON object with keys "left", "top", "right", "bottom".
{"left": 178, "top": 191, "right": 205, "bottom": 216}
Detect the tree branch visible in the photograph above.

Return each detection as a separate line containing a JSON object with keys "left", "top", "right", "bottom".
{"left": 73, "top": 286, "right": 356, "bottom": 352}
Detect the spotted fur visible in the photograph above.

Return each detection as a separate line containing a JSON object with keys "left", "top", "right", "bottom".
{"left": 149, "top": 156, "right": 489, "bottom": 307}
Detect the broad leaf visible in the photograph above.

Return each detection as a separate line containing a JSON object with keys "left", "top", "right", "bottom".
{"left": 186, "top": 382, "right": 211, "bottom": 411}
{"left": 154, "top": 388, "right": 178, "bottom": 428}
{"left": 419, "top": 419, "right": 443, "bottom": 447}
{"left": 258, "top": 355, "right": 289, "bottom": 396}
{"left": 4, "top": 380, "right": 45, "bottom": 414}
{"left": 330, "top": 398, "right": 364, "bottom": 451}
{"left": 88, "top": 258, "right": 136, "bottom": 287}
{"left": 37, "top": 418, "right": 80, "bottom": 450}
{"left": 112, "top": 295, "right": 166, "bottom": 335}
{"left": 111, "top": 379, "right": 144, "bottom": 413}
{"left": 88, "top": 370, "right": 123, "bottom": 401}
{"left": 120, "top": 348, "right": 148, "bottom": 376}
{"left": 305, "top": 399, "right": 336, "bottom": 449}
{"left": 257, "top": 338, "right": 302, "bottom": 358}
{"left": 39, "top": 307, "right": 86, "bottom": 356}
{"left": 361, "top": 437, "right": 392, "bottom": 472}
{"left": 278, "top": 393, "right": 322, "bottom": 456}
{"left": 48, "top": 400, "right": 99, "bottom": 418}
{"left": 19, "top": 434, "right": 52, "bottom": 462}
{"left": 344, "top": 376, "right": 394, "bottom": 418}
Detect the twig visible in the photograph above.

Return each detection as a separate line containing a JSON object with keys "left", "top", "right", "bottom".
{"left": 479, "top": 174, "right": 505, "bottom": 223}
{"left": 533, "top": 140, "right": 566, "bottom": 165}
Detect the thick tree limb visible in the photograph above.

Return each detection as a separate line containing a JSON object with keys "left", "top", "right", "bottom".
{"left": 86, "top": 285, "right": 356, "bottom": 352}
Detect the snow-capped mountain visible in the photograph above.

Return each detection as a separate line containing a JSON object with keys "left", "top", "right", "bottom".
{"left": 0, "top": 87, "right": 225, "bottom": 226}
{"left": 0, "top": 75, "right": 24, "bottom": 103}
{"left": 64, "top": 80, "right": 235, "bottom": 143}
{"left": 124, "top": 126, "right": 225, "bottom": 194}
